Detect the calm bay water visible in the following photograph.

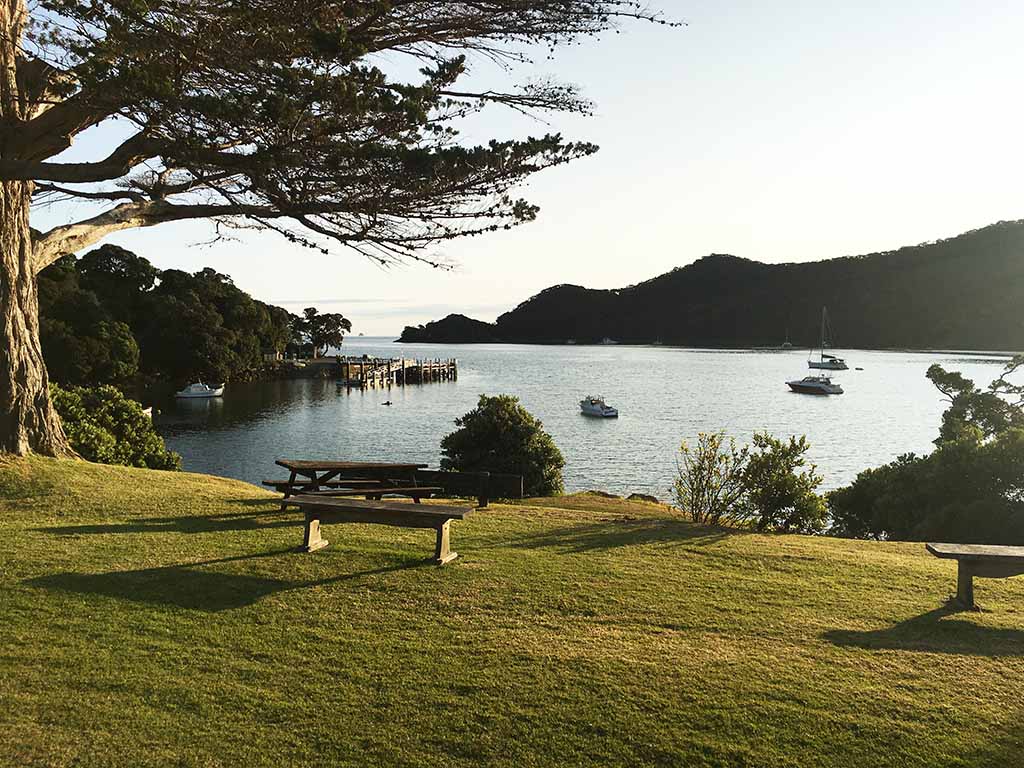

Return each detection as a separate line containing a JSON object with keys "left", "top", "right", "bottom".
{"left": 154, "top": 338, "right": 1007, "bottom": 499}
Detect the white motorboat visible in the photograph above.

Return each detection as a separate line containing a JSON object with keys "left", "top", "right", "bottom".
{"left": 807, "top": 307, "right": 850, "bottom": 370}
{"left": 787, "top": 375, "right": 843, "bottom": 395}
{"left": 580, "top": 395, "right": 619, "bottom": 417}
{"left": 175, "top": 382, "right": 225, "bottom": 399}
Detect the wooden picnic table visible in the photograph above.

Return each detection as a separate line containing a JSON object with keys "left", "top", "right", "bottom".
{"left": 272, "top": 459, "right": 429, "bottom": 510}
{"left": 926, "top": 543, "right": 1024, "bottom": 609}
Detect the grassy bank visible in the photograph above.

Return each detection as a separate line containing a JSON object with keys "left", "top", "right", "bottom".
{"left": 1, "top": 457, "right": 1022, "bottom": 767}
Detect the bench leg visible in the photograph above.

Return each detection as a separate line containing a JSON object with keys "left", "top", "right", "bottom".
{"left": 300, "top": 512, "right": 329, "bottom": 553}
{"left": 956, "top": 561, "right": 976, "bottom": 609}
{"left": 433, "top": 520, "right": 457, "bottom": 565}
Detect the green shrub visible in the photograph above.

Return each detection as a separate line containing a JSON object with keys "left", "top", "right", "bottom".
{"left": 828, "top": 357, "right": 1024, "bottom": 543}
{"left": 672, "top": 432, "right": 749, "bottom": 526}
{"left": 441, "top": 394, "right": 564, "bottom": 496}
{"left": 828, "top": 430, "right": 1024, "bottom": 543}
{"left": 51, "top": 385, "right": 181, "bottom": 471}
{"left": 672, "top": 431, "right": 825, "bottom": 532}
{"left": 744, "top": 434, "right": 826, "bottom": 534}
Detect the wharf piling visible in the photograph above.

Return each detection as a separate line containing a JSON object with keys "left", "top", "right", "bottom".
{"left": 334, "top": 357, "right": 458, "bottom": 389}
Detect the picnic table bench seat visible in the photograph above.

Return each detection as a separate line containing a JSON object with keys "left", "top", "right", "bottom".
{"left": 289, "top": 494, "right": 474, "bottom": 565}
{"left": 280, "top": 486, "right": 443, "bottom": 503}
{"left": 262, "top": 478, "right": 383, "bottom": 491}
{"left": 926, "top": 543, "right": 1024, "bottom": 609}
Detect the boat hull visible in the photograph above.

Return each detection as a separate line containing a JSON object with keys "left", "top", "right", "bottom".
{"left": 787, "top": 380, "right": 843, "bottom": 395}
{"left": 581, "top": 407, "right": 619, "bottom": 417}
{"left": 808, "top": 360, "right": 849, "bottom": 371}
{"left": 175, "top": 386, "right": 225, "bottom": 398}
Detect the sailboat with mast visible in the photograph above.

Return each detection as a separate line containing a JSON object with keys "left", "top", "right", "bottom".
{"left": 808, "top": 307, "right": 849, "bottom": 370}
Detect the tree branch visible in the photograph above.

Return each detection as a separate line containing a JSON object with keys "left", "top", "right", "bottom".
{"left": 33, "top": 182, "right": 147, "bottom": 203}
{"left": 0, "top": 132, "right": 160, "bottom": 182}
{"left": 31, "top": 199, "right": 360, "bottom": 269}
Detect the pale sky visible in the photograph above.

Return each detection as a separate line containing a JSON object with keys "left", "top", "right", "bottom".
{"left": 33, "top": 1, "right": 1024, "bottom": 335}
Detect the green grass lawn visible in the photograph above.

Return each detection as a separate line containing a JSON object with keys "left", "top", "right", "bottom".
{"left": 1, "top": 456, "right": 1023, "bottom": 767}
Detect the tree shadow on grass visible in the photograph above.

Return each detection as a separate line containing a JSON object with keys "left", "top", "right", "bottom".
{"left": 26, "top": 549, "right": 429, "bottom": 612}
{"left": 823, "top": 605, "right": 1024, "bottom": 657}
{"left": 499, "top": 517, "right": 744, "bottom": 554}
{"left": 35, "top": 499, "right": 295, "bottom": 537}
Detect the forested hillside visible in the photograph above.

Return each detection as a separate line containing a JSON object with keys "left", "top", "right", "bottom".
{"left": 400, "top": 220, "right": 1024, "bottom": 349}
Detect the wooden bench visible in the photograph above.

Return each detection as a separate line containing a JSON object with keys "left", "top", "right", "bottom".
{"left": 926, "top": 543, "right": 1024, "bottom": 608}
{"left": 289, "top": 495, "right": 473, "bottom": 565}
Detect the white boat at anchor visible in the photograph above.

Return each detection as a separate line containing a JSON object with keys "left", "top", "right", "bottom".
{"left": 808, "top": 307, "right": 850, "bottom": 370}
{"left": 175, "top": 382, "right": 225, "bottom": 399}
{"left": 580, "top": 395, "right": 619, "bottom": 417}
{"left": 787, "top": 375, "right": 843, "bottom": 395}
{"left": 809, "top": 353, "right": 849, "bottom": 371}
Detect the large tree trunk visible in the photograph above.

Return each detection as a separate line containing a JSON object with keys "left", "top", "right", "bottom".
{"left": 0, "top": 180, "right": 70, "bottom": 456}
{"left": 0, "top": 0, "right": 71, "bottom": 456}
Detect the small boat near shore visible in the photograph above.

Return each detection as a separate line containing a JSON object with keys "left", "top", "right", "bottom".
{"left": 580, "top": 395, "right": 619, "bottom": 417}
{"left": 175, "top": 382, "right": 225, "bottom": 399}
{"left": 787, "top": 375, "right": 843, "bottom": 395}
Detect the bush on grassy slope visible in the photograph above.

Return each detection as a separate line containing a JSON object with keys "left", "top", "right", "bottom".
{"left": 441, "top": 394, "right": 564, "bottom": 496}
{"left": 51, "top": 385, "right": 181, "bottom": 471}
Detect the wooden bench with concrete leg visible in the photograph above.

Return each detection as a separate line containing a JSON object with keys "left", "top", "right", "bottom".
{"left": 926, "top": 543, "right": 1024, "bottom": 609}
{"left": 289, "top": 494, "right": 474, "bottom": 565}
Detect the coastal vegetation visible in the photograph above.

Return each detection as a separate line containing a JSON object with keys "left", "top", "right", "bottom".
{"left": 673, "top": 432, "right": 826, "bottom": 534}
{"left": 50, "top": 385, "right": 180, "bottom": 471}
{"left": 828, "top": 356, "right": 1024, "bottom": 544}
{"left": 39, "top": 246, "right": 298, "bottom": 387}
{"left": 441, "top": 395, "right": 565, "bottom": 497}
{"left": 2, "top": 456, "right": 1022, "bottom": 767}
{"left": 399, "top": 220, "right": 1024, "bottom": 350}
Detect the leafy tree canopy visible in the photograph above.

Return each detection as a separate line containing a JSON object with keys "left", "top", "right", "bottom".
{"left": 927, "top": 357, "right": 1024, "bottom": 445}
{"left": 38, "top": 245, "right": 300, "bottom": 386}
{"left": 19, "top": 1, "right": 674, "bottom": 270}
{"left": 829, "top": 356, "right": 1024, "bottom": 543}
{"left": 295, "top": 307, "right": 352, "bottom": 358}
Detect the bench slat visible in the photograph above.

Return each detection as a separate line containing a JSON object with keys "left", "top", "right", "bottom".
{"left": 926, "top": 543, "right": 1024, "bottom": 561}
{"left": 297, "top": 486, "right": 442, "bottom": 498}
{"left": 289, "top": 495, "right": 473, "bottom": 519}
{"left": 263, "top": 479, "right": 382, "bottom": 488}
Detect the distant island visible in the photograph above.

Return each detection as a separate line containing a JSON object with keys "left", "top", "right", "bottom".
{"left": 399, "top": 220, "right": 1024, "bottom": 350}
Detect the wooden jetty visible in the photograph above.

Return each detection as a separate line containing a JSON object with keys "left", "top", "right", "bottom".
{"left": 335, "top": 357, "right": 457, "bottom": 389}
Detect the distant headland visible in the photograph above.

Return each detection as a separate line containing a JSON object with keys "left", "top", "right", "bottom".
{"left": 399, "top": 220, "right": 1024, "bottom": 351}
